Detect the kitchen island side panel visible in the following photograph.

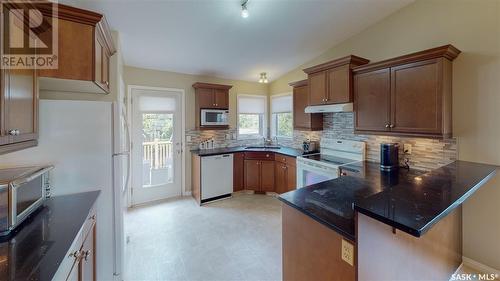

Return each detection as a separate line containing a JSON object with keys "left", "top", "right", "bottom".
{"left": 357, "top": 207, "right": 462, "bottom": 281}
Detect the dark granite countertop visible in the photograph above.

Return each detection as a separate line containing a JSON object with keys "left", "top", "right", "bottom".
{"left": 279, "top": 160, "right": 497, "bottom": 240}
{"left": 0, "top": 191, "right": 100, "bottom": 281}
{"left": 190, "top": 146, "right": 313, "bottom": 158}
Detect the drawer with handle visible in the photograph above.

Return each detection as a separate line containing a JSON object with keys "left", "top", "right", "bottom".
{"left": 275, "top": 154, "right": 296, "bottom": 166}
{"left": 244, "top": 152, "right": 275, "bottom": 160}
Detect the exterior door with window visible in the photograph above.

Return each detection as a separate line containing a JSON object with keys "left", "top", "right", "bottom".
{"left": 131, "top": 89, "right": 183, "bottom": 205}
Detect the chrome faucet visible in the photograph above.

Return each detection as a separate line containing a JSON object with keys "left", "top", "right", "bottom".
{"left": 273, "top": 136, "right": 279, "bottom": 146}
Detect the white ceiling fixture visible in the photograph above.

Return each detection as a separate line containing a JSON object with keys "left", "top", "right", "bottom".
{"left": 63, "top": 0, "right": 414, "bottom": 83}
{"left": 241, "top": 0, "right": 249, "bottom": 19}
{"left": 259, "top": 72, "right": 268, "bottom": 84}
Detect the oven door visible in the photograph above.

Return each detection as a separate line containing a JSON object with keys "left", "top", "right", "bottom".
{"left": 296, "top": 162, "right": 339, "bottom": 188}
{"left": 10, "top": 168, "right": 51, "bottom": 228}
{"left": 201, "top": 110, "right": 228, "bottom": 126}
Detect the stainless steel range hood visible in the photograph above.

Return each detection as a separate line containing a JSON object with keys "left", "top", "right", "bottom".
{"left": 304, "top": 103, "right": 353, "bottom": 113}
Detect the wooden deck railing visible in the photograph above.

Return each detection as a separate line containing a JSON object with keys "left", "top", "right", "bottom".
{"left": 143, "top": 140, "right": 172, "bottom": 169}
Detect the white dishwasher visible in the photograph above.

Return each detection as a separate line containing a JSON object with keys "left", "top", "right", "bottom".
{"left": 201, "top": 154, "right": 233, "bottom": 203}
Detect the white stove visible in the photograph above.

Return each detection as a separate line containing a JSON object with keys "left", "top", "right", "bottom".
{"left": 296, "top": 139, "right": 365, "bottom": 188}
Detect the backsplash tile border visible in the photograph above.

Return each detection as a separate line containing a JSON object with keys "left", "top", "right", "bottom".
{"left": 185, "top": 112, "right": 458, "bottom": 171}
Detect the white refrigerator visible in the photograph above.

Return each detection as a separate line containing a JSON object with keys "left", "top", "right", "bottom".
{"left": 0, "top": 99, "right": 129, "bottom": 280}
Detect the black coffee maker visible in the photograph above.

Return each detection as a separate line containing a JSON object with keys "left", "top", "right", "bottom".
{"left": 380, "top": 143, "right": 399, "bottom": 171}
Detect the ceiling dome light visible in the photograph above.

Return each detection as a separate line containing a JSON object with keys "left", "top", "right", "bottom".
{"left": 241, "top": 1, "right": 249, "bottom": 18}
{"left": 259, "top": 72, "right": 268, "bottom": 84}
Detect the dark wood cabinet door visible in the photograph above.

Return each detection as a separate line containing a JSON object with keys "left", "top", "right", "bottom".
{"left": 286, "top": 164, "right": 297, "bottom": 192}
{"left": 354, "top": 68, "right": 391, "bottom": 132}
{"left": 391, "top": 59, "right": 443, "bottom": 135}
{"left": 214, "top": 89, "right": 229, "bottom": 109}
{"left": 327, "top": 65, "right": 351, "bottom": 104}
{"left": 233, "top": 152, "right": 244, "bottom": 192}
{"left": 80, "top": 223, "right": 96, "bottom": 281}
{"left": 5, "top": 69, "right": 38, "bottom": 144}
{"left": 275, "top": 162, "right": 287, "bottom": 194}
{"left": 0, "top": 69, "right": 9, "bottom": 146}
{"left": 244, "top": 160, "right": 260, "bottom": 191}
{"left": 260, "top": 160, "right": 275, "bottom": 192}
{"left": 102, "top": 50, "right": 110, "bottom": 92}
{"left": 308, "top": 71, "right": 327, "bottom": 105}
{"left": 293, "top": 85, "right": 310, "bottom": 129}
{"left": 197, "top": 88, "right": 215, "bottom": 109}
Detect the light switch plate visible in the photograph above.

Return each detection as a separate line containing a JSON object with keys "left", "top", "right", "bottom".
{"left": 341, "top": 239, "right": 354, "bottom": 266}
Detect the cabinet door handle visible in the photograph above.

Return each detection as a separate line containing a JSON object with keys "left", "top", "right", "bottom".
{"left": 8, "top": 129, "right": 19, "bottom": 136}
{"left": 69, "top": 250, "right": 82, "bottom": 261}
{"left": 385, "top": 124, "right": 390, "bottom": 128}
{"left": 83, "top": 250, "right": 91, "bottom": 261}
{"left": 389, "top": 124, "right": 394, "bottom": 128}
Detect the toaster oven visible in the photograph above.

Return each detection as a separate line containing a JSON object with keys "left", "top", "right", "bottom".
{"left": 0, "top": 166, "right": 53, "bottom": 236}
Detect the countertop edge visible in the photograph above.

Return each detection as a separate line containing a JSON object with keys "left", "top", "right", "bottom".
{"left": 354, "top": 167, "right": 498, "bottom": 238}
{"left": 190, "top": 146, "right": 307, "bottom": 158}
{"left": 278, "top": 196, "right": 356, "bottom": 242}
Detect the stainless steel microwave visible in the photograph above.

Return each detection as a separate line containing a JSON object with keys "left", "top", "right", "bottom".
{"left": 0, "top": 166, "right": 53, "bottom": 236}
{"left": 201, "top": 109, "right": 229, "bottom": 126}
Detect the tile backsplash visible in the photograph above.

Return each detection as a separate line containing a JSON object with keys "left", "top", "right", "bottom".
{"left": 322, "top": 113, "right": 457, "bottom": 171}
{"left": 186, "top": 112, "right": 457, "bottom": 171}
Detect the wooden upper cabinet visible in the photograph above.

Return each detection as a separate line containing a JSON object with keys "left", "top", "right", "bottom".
{"left": 197, "top": 88, "right": 216, "bottom": 108}
{"left": 391, "top": 59, "right": 445, "bottom": 135}
{"left": 353, "top": 45, "right": 460, "bottom": 138}
{"left": 289, "top": 80, "right": 322, "bottom": 131}
{"left": 303, "top": 55, "right": 369, "bottom": 105}
{"left": 193, "top": 82, "right": 232, "bottom": 129}
{"left": 327, "top": 64, "right": 351, "bottom": 103}
{"left": 0, "top": 68, "right": 39, "bottom": 154}
{"left": 37, "top": 3, "right": 116, "bottom": 94}
{"left": 308, "top": 71, "right": 327, "bottom": 105}
{"left": 214, "top": 89, "right": 229, "bottom": 109}
{"left": 354, "top": 68, "right": 391, "bottom": 132}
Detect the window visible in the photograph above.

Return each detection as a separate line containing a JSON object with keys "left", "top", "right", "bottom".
{"left": 237, "top": 95, "right": 267, "bottom": 138}
{"left": 271, "top": 94, "right": 293, "bottom": 138}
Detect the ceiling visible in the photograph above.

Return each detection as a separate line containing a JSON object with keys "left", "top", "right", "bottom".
{"left": 65, "top": 0, "right": 413, "bottom": 83}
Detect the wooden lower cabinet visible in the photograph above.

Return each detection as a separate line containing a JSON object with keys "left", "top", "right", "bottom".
{"left": 79, "top": 223, "right": 96, "bottom": 281}
{"left": 53, "top": 207, "right": 97, "bottom": 281}
{"left": 286, "top": 164, "right": 296, "bottom": 191}
{"left": 275, "top": 158, "right": 297, "bottom": 194}
{"left": 244, "top": 159, "right": 275, "bottom": 192}
{"left": 275, "top": 163, "right": 287, "bottom": 194}
{"left": 233, "top": 152, "right": 245, "bottom": 192}
{"left": 260, "top": 161, "right": 275, "bottom": 192}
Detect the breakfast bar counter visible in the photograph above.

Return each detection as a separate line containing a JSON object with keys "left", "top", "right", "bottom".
{"left": 279, "top": 160, "right": 497, "bottom": 281}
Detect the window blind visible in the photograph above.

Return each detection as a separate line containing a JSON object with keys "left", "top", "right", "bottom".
{"left": 139, "top": 95, "right": 176, "bottom": 112}
{"left": 238, "top": 95, "right": 266, "bottom": 114}
{"left": 271, "top": 95, "right": 292, "bottom": 113}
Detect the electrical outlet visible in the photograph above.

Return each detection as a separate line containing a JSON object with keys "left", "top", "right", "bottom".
{"left": 186, "top": 136, "right": 192, "bottom": 142}
{"left": 341, "top": 239, "right": 354, "bottom": 266}
{"left": 403, "top": 143, "right": 412, "bottom": 155}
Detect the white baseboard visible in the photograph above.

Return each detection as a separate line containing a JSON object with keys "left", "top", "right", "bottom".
{"left": 462, "top": 256, "right": 500, "bottom": 275}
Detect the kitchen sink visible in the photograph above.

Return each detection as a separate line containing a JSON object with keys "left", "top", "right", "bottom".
{"left": 244, "top": 146, "right": 281, "bottom": 150}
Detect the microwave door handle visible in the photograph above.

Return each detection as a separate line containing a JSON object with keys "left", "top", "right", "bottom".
{"left": 11, "top": 166, "right": 54, "bottom": 187}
